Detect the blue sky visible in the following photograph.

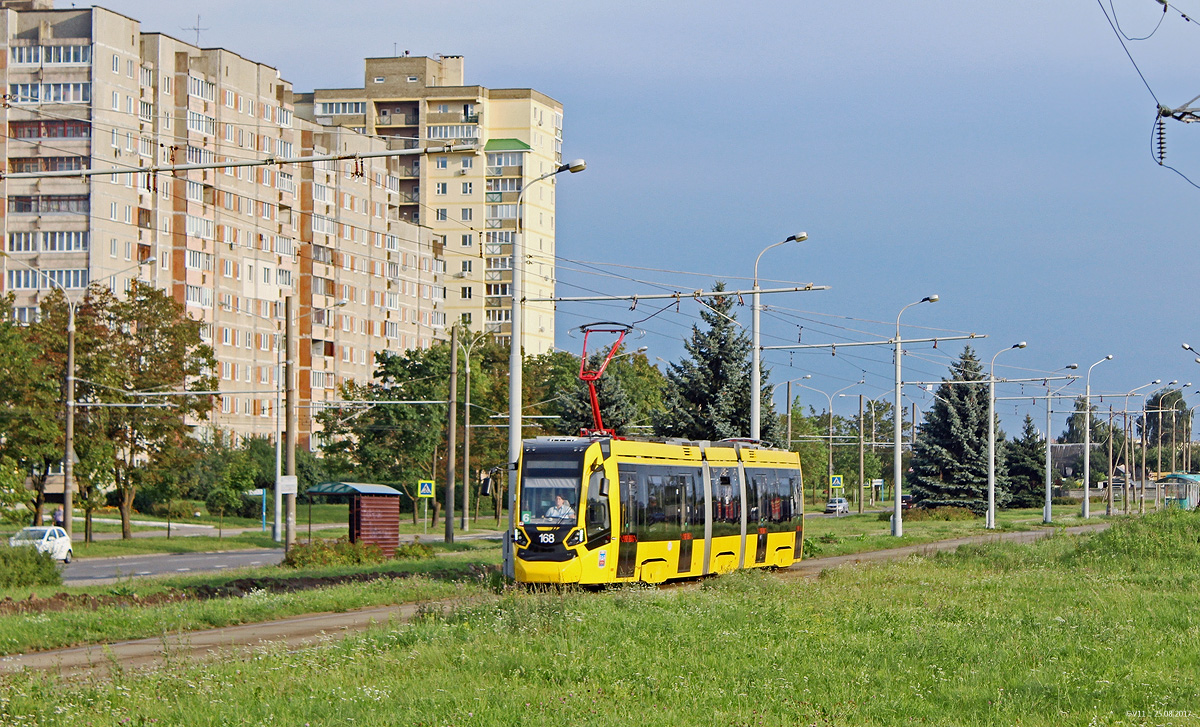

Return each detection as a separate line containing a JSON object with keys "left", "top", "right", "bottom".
{"left": 99, "top": 0, "right": 1200, "bottom": 433}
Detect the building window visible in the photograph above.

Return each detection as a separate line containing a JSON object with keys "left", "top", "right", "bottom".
{"left": 435, "top": 157, "right": 448, "bottom": 169}
{"left": 461, "top": 182, "right": 472, "bottom": 194}
{"left": 435, "top": 183, "right": 447, "bottom": 195}
{"left": 462, "top": 157, "right": 474, "bottom": 169}
{"left": 461, "top": 260, "right": 472, "bottom": 273}
{"left": 461, "top": 286, "right": 472, "bottom": 299}
{"left": 461, "top": 234, "right": 472, "bottom": 247}
{"left": 315, "top": 101, "right": 365, "bottom": 115}
{"left": 436, "top": 208, "right": 447, "bottom": 221}
{"left": 461, "top": 208, "right": 472, "bottom": 221}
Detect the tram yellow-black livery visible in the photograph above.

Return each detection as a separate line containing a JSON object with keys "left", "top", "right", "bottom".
{"left": 513, "top": 436, "right": 804, "bottom": 585}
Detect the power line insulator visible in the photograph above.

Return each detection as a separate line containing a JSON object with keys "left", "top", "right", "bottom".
{"left": 1156, "top": 116, "right": 1168, "bottom": 165}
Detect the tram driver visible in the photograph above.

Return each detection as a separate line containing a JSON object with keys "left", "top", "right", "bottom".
{"left": 545, "top": 492, "right": 576, "bottom": 520}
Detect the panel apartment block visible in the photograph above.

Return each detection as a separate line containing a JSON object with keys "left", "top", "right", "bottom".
{"left": 0, "top": 2, "right": 441, "bottom": 456}
{"left": 297, "top": 54, "right": 564, "bottom": 355}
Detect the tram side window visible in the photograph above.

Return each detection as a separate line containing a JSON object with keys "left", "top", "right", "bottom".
{"left": 585, "top": 469, "right": 611, "bottom": 546}
{"left": 681, "top": 469, "right": 704, "bottom": 527}
{"left": 747, "top": 472, "right": 766, "bottom": 527}
{"left": 642, "top": 470, "right": 681, "bottom": 540}
{"left": 711, "top": 468, "right": 741, "bottom": 537}
{"left": 618, "top": 466, "right": 638, "bottom": 536}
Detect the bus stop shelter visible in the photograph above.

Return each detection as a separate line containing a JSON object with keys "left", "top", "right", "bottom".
{"left": 306, "top": 481, "right": 402, "bottom": 557}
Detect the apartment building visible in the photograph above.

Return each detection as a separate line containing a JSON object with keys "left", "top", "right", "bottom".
{"left": 0, "top": 2, "right": 443, "bottom": 456}
{"left": 296, "top": 55, "right": 564, "bottom": 354}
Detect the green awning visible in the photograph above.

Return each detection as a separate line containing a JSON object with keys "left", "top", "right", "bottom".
{"left": 307, "top": 481, "right": 402, "bottom": 496}
{"left": 483, "top": 138, "right": 531, "bottom": 152}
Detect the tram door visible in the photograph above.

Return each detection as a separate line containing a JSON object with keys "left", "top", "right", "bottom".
{"left": 616, "top": 467, "right": 638, "bottom": 578}
{"left": 748, "top": 472, "right": 768, "bottom": 564}
{"left": 676, "top": 469, "right": 703, "bottom": 574}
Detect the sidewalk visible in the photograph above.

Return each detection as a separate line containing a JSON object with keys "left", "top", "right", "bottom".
{"left": 1, "top": 523, "right": 1105, "bottom": 678}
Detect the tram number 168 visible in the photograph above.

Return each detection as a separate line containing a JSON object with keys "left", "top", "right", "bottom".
{"left": 538, "top": 533, "right": 555, "bottom": 544}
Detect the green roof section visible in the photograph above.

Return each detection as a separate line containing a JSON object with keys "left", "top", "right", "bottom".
{"left": 483, "top": 138, "right": 532, "bottom": 152}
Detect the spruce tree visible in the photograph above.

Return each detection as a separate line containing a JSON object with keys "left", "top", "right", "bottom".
{"left": 908, "top": 346, "right": 1011, "bottom": 513}
{"left": 1004, "top": 415, "right": 1045, "bottom": 508}
{"left": 652, "top": 284, "right": 780, "bottom": 443}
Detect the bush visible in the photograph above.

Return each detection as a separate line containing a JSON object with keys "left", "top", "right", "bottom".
{"left": 281, "top": 538, "right": 386, "bottom": 568}
{"left": 878, "top": 506, "right": 978, "bottom": 522}
{"left": 394, "top": 541, "right": 435, "bottom": 560}
{"left": 0, "top": 545, "right": 62, "bottom": 588}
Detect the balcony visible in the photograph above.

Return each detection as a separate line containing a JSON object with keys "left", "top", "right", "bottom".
{"left": 426, "top": 111, "right": 480, "bottom": 124}
{"left": 485, "top": 165, "right": 523, "bottom": 178}
{"left": 485, "top": 191, "right": 520, "bottom": 204}
{"left": 375, "top": 114, "right": 417, "bottom": 126}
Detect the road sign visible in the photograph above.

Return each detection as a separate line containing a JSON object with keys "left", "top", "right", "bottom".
{"left": 278, "top": 476, "right": 298, "bottom": 495}
{"left": 830, "top": 475, "right": 843, "bottom": 488}
{"left": 417, "top": 480, "right": 435, "bottom": 498}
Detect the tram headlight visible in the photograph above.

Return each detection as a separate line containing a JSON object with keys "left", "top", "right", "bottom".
{"left": 565, "top": 529, "right": 584, "bottom": 547}
{"left": 513, "top": 528, "right": 529, "bottom": 547}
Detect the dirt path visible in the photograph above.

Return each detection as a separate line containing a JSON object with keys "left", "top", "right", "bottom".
{"left": 0, "top": 522, "right": 1108, "bottom": 679}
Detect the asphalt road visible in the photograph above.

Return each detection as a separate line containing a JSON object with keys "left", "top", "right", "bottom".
{"left": 62, "top": 549, "right": 285, "bottom": 585}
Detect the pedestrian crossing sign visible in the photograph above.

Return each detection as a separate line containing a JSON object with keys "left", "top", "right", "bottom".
{"left": 830, "top": 475, "right": 843, "bottom": 488}
{"left": 417, "top": 480, "right": 435, "bottom": 498}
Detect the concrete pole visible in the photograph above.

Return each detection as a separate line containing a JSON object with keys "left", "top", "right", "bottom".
{"left": 893, "top": 331, "right": 903, "bottom": 537}
{"left": 786, "top": 381, "right": 793, "bottom": 450}
{"left": 858, "top": 394, "right": 864, "bottom": 514}
{"left": 445, "top": 326, "right": 458, "bottom": 543}
{"left": 987, "top": 374, "right": 997, "bottom": 529}
{"left": 1141, "top": 403, "right": 1148, "bottom": 514}
{"left": 62, "top": 303, "right": 76, "bottom": 539}
{"left": 751, "top": 233, "right": 806, "bottom": 441}
{"left": 1044, "top": 392, "right": 1053, "bottom": 524}
{"left": 284, "top": 295, "right": 297, "bottom": 550}
{"left": 461, "top": 339, "right": 471, "bottom": 533}
{"left": 1106, "top": 407, "right": 1114, "bottom": 517}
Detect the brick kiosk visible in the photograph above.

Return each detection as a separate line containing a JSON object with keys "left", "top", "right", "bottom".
{"left": 305, "top": 482, "right": 403, "bottom": 557}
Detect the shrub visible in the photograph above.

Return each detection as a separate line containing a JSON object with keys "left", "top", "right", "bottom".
{"left": 394, "top": 542, "right": 435, "bottom": 560}
{"left": 0, "top": 545, "right": 62, "bottom": 587}
{"left": 281, "top": 538, "right": 386, "bottom": 568}
{"left": 878, "top": 506, "right": 978, "bottom": 522}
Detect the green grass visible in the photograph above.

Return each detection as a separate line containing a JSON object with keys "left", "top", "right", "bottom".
{"left": 0, "top": 550, "right": 501, "bottom": 656}
{"left": 2, "top": 509, "right": 1198, "bottom": 725}
{"left": 801, "top": 505, "right": 1098, "bottom": 558}
{"left": 69, "top": 531, "right": 292, "bottom": 559}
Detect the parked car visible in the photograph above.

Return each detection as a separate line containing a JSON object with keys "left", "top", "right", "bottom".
{"left": 7, "top": 526, "right": 72, "bottom": 562}
{"left": 825, "top": 497, "right": 849, "bottom": 514}
{"left": 901, "top": 494, "right": 913, "bottom": 510}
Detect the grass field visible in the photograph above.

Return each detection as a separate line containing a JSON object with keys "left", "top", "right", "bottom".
{"left": 1, "top": 510, "right": 1198, "bottom": 724}
{"left": 0, "top": 549, "right": 500, "bottom": 656}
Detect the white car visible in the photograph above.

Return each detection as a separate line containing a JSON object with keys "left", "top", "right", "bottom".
{"left": 8, "top": 526, "right": 73, "bottom": 562}
{"left": 824, "top": 497, "right": 850, "bottom": 514}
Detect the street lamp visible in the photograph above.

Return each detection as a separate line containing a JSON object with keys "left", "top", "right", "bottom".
{"left": 751, "top": 232, "right": 807, "bottom": 441}
{"left": 893, "top": 294, "right": 938, "bottom": 537}
{"left": 505, "top": 158, "right": 586, "bottom": 579}
{"left": 794, "top": 378, "right": 863, "bottom": 498}
{"left": 0, "top": 254, "right": 153, "bottom": 537}
{"left": 987, "top": 342, "right": 1026, "bottom": 529}
{"left": 1082, "top": 354, "right": 1113, "bottom": 519}
{"left": 1043, "top": 364, "right": 1079, "bottom": 524}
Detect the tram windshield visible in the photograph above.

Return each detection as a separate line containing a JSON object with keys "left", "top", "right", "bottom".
{"left": 520, "top": 451, "right": 584, "bottom": 526}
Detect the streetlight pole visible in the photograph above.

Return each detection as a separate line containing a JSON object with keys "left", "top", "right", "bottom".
{"left": 1044, "top": 365, "right": 1079, "bottom": 524}
{"left": 0, "top": 254, "right": 152, "bottom": 537}
{"left": 893, "top": 295, "right": 938, "bottom": 537}
{"left": 751, "top": 233, "right": 807, "bottom": 441}
{"left": 1082, "top": 355, "right": 1113, "bottom": 519}
{"left": 505, "top": 158, "right": 586, "bottom": 579}
{"left": 795, "top": 378, "right": 861, "bottom": 499}
{"left": 987, "top": 342, "right": 1026, "bottom": 529}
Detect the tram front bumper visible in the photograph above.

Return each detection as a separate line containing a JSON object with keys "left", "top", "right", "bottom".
{"left": 515, "top": 554, "right": 582, "bottom": 583}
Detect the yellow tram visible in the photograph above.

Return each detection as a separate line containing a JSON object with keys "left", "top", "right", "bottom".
{"left": 513, "top": 435, "right": 804, "bottom": 585}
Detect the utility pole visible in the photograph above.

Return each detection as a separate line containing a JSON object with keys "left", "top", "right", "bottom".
{"left": 1141, "top": 403, "right": 1148, "bottom": 514}
{"left": 858, "top": 394, "right": 864, "bottom": 514}
{"left": 445, "top": 326, "right": 458, "bottom": 543}
{"left": 461, "top": 337, "right": 471, "bottom": 533}
{"left": 1106, "top": 407, "right": 1115, "bottom": 517}
{"left": 284, "top": 295, "right": 297, "bottom": 550}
